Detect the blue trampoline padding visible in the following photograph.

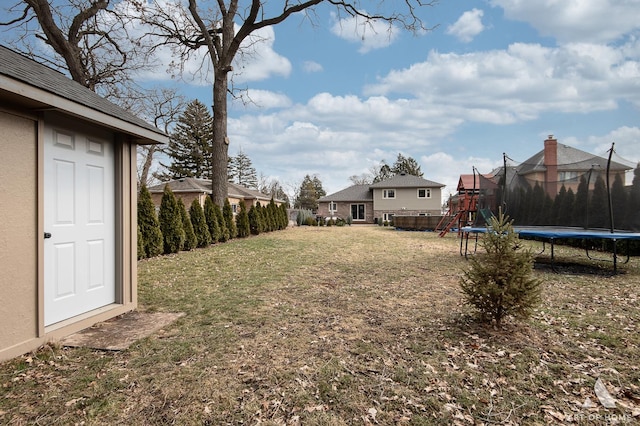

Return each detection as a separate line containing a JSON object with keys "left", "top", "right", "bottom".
{"left": 462, "top": 226, "right": 640, "bottom": 240}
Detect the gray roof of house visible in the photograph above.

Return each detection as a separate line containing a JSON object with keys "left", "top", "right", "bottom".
{"left": 369, "top": 173, "right": 445, "bottom": 189}
{"left": 517, "top": 143, "right": 630, "bottom": 175}
{"left": 148, "top": 177, "right": 210, "bottom": 194}
{"left": 148, "top": 177, "right": 283, "bottom": 203}
{"left": 318, "top": 184, "right": 373, "bottom": 202}
{"left": 0, "top": 45, "right": 166, "bottom": 143}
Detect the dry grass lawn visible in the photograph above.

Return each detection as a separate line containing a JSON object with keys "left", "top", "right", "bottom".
{"left": 1, "top": 225, "right": 639, "bottom": 425}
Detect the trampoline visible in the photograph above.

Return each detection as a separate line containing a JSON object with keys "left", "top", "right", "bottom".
{"left": 461, "top": 226, "right": 640, "bottom": 273}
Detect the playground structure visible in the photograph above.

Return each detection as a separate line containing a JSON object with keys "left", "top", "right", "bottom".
{"left": 436, "top": 171, "right": 497, "bottom": 237}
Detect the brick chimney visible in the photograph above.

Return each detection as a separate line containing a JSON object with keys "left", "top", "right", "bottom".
{"left": 544, "top": 135, "right": 558, "bottom": 197}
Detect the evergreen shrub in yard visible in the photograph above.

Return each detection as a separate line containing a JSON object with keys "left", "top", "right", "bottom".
{"left": 236, "top": 201, "right": 250, "bottom": 238}
{"left": 248, "top": 205, "right": 263, "bottom": 235}
{"left": 296, "top": 209, "right": 313, "bottom": 226}
{"left": 267, "top": 199, "right": 279, "bottom": 230}
{"left": 190, "top": 199, "right": 211, "bottom": 247}
{"left": 459, "top": 210, "right": 542, "bottom": 326}
{"left": 279, "top": 204, "right": 289, "bottom": 229}
{"left": 204, "top": 196, "right": 220, "bottom": 243}
{"left": 178, "top": 198, "right": 197, "bottom": 251}
{"left": 137, "top": 185, "right": 163, "bottom": 258}
{"left": 215, "top": 203, "right": 230, "bottom": 242}
{"left": 159, "top": 185, "right": 185, "bottom": 254}
{"left": 223, "top": 199, "right": 237, "bottom": 239}
{"left": 137, "top": 226, "right": 144, "bottom": 260}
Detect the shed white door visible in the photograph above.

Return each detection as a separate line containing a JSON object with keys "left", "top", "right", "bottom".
{"left": 44, "top": 127, "right": 115, "bottom": 326}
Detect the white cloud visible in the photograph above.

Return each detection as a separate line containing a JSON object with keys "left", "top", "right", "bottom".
{"left": 364, "top": 41, "right": 640, "bottom": 123}
{"left": 232, "top": 26, "right": 292, "bottom": 83}
{"left": 581, "top": 126, "right": 640, "bottom": 165}
{"left": 330, "top": 12, "right": 400, "bottom": 53}
{"left": 490, "top": 0, "right": 640, "bottom": 43}
{"left": 231, "top": 89, "right": 292, "bottom": 110}
{"left": 303, "top": 61, "right": 324, "bottom": 73}
{"left": 446, "top": 9, "right": 485, "bottom": 43}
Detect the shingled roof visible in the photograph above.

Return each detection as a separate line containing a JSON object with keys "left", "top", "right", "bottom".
{"left": 318, "top": 184, "right": 373, "bottom": 202}
{"left": 148, "top": 177, "right": 284, "bottom": 203}
{"left": 0, "top": 45, "right": 166, "bottom": 145}
{"left": 517, "top": 143, "right": 630, "bottom": 175}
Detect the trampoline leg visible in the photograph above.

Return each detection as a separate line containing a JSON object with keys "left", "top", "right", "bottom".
{"left": 613, "top": 239, "right": 617, "bottom": 274}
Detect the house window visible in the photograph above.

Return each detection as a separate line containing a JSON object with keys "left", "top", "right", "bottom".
{"left": 351, "top": 204, "right": 365, "bottom": 221}
{"left": 558, "top": 171, "right": 579, "bottom": 183}
{"left": 383, "top": 213, "right": 394, "bottom": 222}
{"left": 232, "top": 204, "right": 238, "bottom": 214}
{"left": 329, "top": 202, "right": 337, "bottom": 213}
{"left": 383, "top": 189, "right": 395, "bottom": 199}
{"left": 418, "top": 188, "right": 431, "bottom": 198}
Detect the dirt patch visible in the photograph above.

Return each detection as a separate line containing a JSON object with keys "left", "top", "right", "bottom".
{"left": 60, "top": 310, "right": 184, "bottom": 351}
{"left": 533, "top": 257, "right": 621, "bottom": 276}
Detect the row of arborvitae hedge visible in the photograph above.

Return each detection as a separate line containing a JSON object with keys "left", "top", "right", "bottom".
{"left": 137, "top": 185, "right": 289, "bottom": 259}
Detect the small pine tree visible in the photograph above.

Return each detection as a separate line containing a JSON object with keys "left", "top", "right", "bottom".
{"left": 236, "top": 201, "right": 250, "bottom": 238}
{"left": 223, "top": 199, "right": 237, "bottom": 239}
{"left": 178, "top": 198, "right": 197, "bottom": 251}
{"left": 158, "top": 185, "right": 185, "bottom": 254}
{"left": 190, "top": 199, "right": 211, "bottom": 248}
{"left": 215, "top": 203, "right": 229, "bottom": 242}
{"left": 137, "top": 185, "right": 163, "bottom": 258}
{"left": 248, "top": 205, "right": 263, "bottom": 235}
{"left": 204, "top": 196, "right": 221, "bottom": 243}
{"left": 460, "top": 210, "right": 542, "bottom": 327}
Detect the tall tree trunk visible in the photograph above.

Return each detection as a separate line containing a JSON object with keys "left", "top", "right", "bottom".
{"left": 211, "top": 70, "right": 229, "bottom": 206}
{"left": 139, "top": 145, "right": 157, "bottom": 188}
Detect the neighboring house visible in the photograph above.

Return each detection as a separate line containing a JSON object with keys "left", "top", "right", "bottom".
{"left": 0, "top": 45, "right": 167, "bottom": 361}
{"left": 317, "top": 173, "right": 445, "bottom": 224}
{"left": 147, "top": 177, "right": 285, "bottom": 213}
{"left": 316, "top": 184, "right": 374, "bottom": 223}
{"left": 515, "top": 135, "right": 630, "bottom": 197}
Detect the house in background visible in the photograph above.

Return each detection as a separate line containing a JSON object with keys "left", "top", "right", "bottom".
{"left": 147, "top": 177, "right": 285, "bottom": 213}
{"left": 316, "top": 184, "right": 374, "bottom": 223}
{"left": 514, "top": 135, "right": 631, "bottom": 197}
{"left": 0, "top": 45, "right": 167, "bottom": 361}
{"left": 317, "top": 173, "right": 445, "bottom": 224}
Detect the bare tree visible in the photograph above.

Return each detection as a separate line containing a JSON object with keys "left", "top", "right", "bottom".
{"left": 349, "top": 173, "right": 373, "bottom": 185}
{"left": 137, "top": 0, "right": 435, "bottom": 206}
{"left": 133, "top": 87, "right": 186, "bottom": 188}
{"left": 1, "top": 0, "right": 154, "bottom": 100}
{"left": 258, "top": 173, "right": 290, "bottom": 206}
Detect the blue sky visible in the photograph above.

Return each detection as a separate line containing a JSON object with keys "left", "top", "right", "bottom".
{"left": 174, "top": 0, "right": 640, "bottom": 201}
{"left": 7, "top": 0, "right": 640, "bottom": 201}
